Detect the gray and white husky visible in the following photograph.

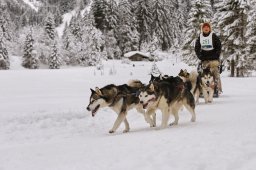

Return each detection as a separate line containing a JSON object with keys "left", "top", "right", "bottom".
{"left": 200, "top": 68, "right": 215, "bottom": 103}
{"left": 86, "top": 80, "right": 146, "bottom": 133}
{"left": 139, "top": 76, "right": 196, "bottom": 129}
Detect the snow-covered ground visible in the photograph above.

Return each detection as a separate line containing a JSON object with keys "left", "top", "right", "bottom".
{"left": 1, "top": 56, "right": 256, "bottom": 170}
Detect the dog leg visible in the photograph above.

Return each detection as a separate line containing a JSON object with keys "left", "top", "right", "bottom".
{"left": 194, "top": 90, "right": 200, "bottom": 104}
{"left": 145, "top": 109, "right": 156, "bottom": 127}
{"left": 136, "top": 105, "right": 155, "bottom": 127}
{"left": 160, "top": 108, "right": 170, "bottom": 129}
{"left": 123, "top": 118, "right": 130, "bottom": 133}
{"left": 202, "top": 89, "right": 208, "bottom": 103}
{"left": 109, "top": 111, "right": 128, "bottom": 133}
{"left": 152, "top": 112, "right": 156, "bottom": 127}
{"left": 208, "top": 89, "right": 214, "bottom": 103}
{"left": 184, "top": 103, "right": 196, "bottom": 122}
{"left": 169, "top": 107, "right": 179, "bottom": 126}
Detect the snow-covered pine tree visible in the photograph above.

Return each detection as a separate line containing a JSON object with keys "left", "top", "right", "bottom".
{"left": 151, "top": 0, "right": 183, "bottom": 50}
{"left": 91, "top": 0, "right": 108, "bottom": 31}
{"left": 49, "top": 42, "right": 61, "bottom": 69}
{"left": 22, "top": 29, "right": 39, "bottom": 69}
{"left": 78, "top": 13, "right": 106, "bottom": 66}
{"left": 44, "top": 12, "right": 56, "bottom": 40}
{"left": 214, "top": 0, "right": 249, "bottom": 76}
{"left": 134, "top": 0, "right": 153, "bottom": 51}
{"left": 0, "top": 38, "right": 10, "bottom": 70}
{"left": 182, "top": 0, "right": 212, "bottom": 65}
{"left": 116, "top": 0, "right": 139, "bottom": 56}
{"left": 150, "top": 61, "right": 162, "bottom": 76}
{"left": 61, "top": 22, "right": 77, "bottom": 65}
{"left": 244, "top": 0, "right": 256, "bottom": 71}
{"left": 105, "top": 30, "right": 121, "bottom": 59}
{"left": 105, "top": 0, "right": 118, "bottom": 30}
{"left": 69, "top": 14, "right": 82, "bottom": 41}
{"left": 0, "top": 10, "right": 12, "bottom": 42}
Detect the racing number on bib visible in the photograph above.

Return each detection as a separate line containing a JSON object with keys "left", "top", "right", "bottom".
{"left": 203, "top": 39, "right": 210, "bottom": 45}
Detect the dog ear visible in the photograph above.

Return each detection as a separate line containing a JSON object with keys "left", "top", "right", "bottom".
{"left": 184, "top": 69, "right": 188, "bottom": 74}
{"left": 95, "top": 87, "right": 102, "bottom": 96}
{"left": 149, "top": 83, "right": 154, "bottom": 91}
{"left": 90, "top": 88, "right": 95, "bottom": 93}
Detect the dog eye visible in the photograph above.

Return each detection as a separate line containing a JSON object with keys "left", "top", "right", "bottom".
{"left": 145, "top": 95, "right": 148, "bottom": 97}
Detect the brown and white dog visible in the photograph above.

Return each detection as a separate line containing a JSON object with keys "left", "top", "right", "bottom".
{"left": 86, "top": 80, "right": 148, "bottom": 133}
{"left": 139, "top": 76, "right": 196, "bottom": 129}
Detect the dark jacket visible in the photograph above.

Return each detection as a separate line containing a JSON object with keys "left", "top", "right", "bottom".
{"left": 195, "top": 32, "right": 222, "bottom": 61}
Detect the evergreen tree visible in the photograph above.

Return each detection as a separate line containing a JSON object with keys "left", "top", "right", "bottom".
{"left": 69, "top": 15, "right": 82, "bottom": 41}
{"left": 105, "top": 30, "right": 120, "bottom": 59}
{"left": 22, "top": 30, "right": 39, "bottom": 69}
{"left": 80, "top": 13, "right": 106, "bottom": 66}
{"left": 0, "top": 10, "right": 12, "bottom": 41}
{"left": 116, "top": 0, "right": 139, "bottom": 56}
{"left": 0, "top": 38, "right": 10, "bottom": 70}
{"left": 244, "top": 0, "right": 256, "bottom": 70}
{"left": 91, "top": 0, "right": 108, "bottom": 31}
{"left": 44, "top": 12, "right": 56, "bottom": 40}
{"left": 150, "top": 61, "right": 162, "bottom": 76}
{"left": 134, "top": 0, "right": 153, "bottom": 50}
{"left": 61, "top": 22, "right": 78, "bottom": 65}
{"left": 151, "top": 0, "right": 184, "bottom": 50}
{"left": 105, "top": 0, "right": 118, "bottom": 30}
{"left": 182, "top": 0, "right": 212, "bottom": 64}
{"left": 49, "top": 42, "right": 61, "bottom": 69}
{"left": 214, "top": 0, "right": 249, "bottom": 62}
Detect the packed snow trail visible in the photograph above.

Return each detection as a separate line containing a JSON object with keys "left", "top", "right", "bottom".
{"left": 0, "top": 59, "right": 256, "bottom": 170}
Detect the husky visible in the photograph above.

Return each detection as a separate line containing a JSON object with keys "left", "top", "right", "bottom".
{"left": 178, "top": 69, "right": 201, "bottom": 104}
{"left": 149, "top": 74, "right": 169, "bottom": 84}
{"left": 200, "top": 68, "right": 215, "bottom": 103}
{"left": 86, "top": 80, "right": 146, "bottom": 133}
{"left": 139, "top": 76, "right": 196, "bottom": 129}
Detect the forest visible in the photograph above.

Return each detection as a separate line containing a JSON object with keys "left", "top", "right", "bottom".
{"left": 0, "top": 0, "right": 255, "bottom": 74}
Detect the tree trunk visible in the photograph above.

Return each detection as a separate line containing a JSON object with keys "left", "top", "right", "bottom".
{"left": 231, "top": 59, "right": 235, "bottom": 77}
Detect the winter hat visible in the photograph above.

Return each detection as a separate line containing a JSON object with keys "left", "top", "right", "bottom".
{"left": 202, "top": 22, "right": 211, "bottom": 31}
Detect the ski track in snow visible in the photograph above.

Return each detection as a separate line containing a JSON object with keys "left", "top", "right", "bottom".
{"left": 1, "top": 58, "right": 256, "bottom": 170}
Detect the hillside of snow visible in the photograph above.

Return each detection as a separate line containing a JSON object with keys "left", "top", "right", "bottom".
{"left": 1, "top": 56, "right": 256, "bottom": 170}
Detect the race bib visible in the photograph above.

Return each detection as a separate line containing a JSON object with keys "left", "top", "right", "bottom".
{"left": 200, "top": 32, "right": 214, "bottom": 51}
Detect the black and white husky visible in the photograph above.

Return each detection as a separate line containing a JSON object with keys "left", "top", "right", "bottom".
{"left": 86, "top": 80, "right": 147, "bottom": 133}
{"left": 200, "top": 68, "right": 215, "bottom": 103}
{"left": 139, "top": 76, "right": 196, "bottom": 129}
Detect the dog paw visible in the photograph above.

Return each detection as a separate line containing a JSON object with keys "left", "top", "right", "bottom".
{"left": 156, "top": 127, "right": 167, "bottom": 130}
{"left": 150, "top": 124, "right": 156, "bottom": 128}
{"left": 109, "top": 130, "right": 115, "bottom": 133}
{"left": 123, "top": 129, "right": 130, "bottom": 133}
{"left": 169, "top": 122, "right": 178, "bottom": 126}
{"left": 191, "top": 118, "right": 196, "bottom": 122}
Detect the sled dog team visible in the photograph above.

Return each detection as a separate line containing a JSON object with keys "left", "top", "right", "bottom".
{"left": 87, "top": 68, "right": 217, "bottom": 133}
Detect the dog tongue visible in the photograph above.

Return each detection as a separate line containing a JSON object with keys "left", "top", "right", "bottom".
{"left": 143, "top": 103, "right": 148, "bottom": 109}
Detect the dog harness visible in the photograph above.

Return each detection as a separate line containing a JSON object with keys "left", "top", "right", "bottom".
{"left": 200, "top": 32, "right": 214, "bottom": 51}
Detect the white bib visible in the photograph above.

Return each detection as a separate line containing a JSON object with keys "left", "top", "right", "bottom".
{"left": 200, "top": 32, "right": 214, "bottom": 51}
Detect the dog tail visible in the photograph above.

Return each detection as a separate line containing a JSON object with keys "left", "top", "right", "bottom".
{"left": 189, "top": 70, "right": 198, "bottom": 84}
{"left": 127, "top": 80, "right": 144, "bottom": 88}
